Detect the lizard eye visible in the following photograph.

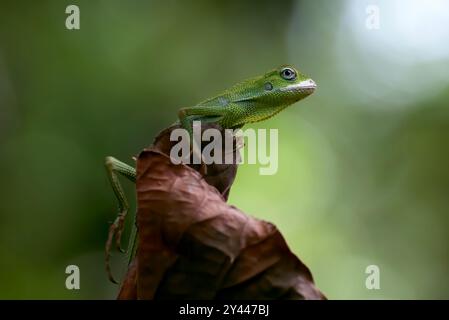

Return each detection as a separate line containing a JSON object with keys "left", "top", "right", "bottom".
{"left": 280, "top": 67, "right": 296, "bottom": 81}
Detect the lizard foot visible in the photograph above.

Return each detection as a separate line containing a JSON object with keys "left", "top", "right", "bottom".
{"left": 199, "top": 161, "right": 208, "bottom": 176}
{"left": 105, "top": 211, "right": 127, "bottom": 284}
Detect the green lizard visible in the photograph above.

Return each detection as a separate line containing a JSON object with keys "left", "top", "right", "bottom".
{"left": 104, "top": 65, "right": 316, "bottom": 283}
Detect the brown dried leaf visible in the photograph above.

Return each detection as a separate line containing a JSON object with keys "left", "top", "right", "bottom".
{"left": 151, "top": 123, "right": 240, "bottom": 200}
{"left": 117, "top": 124, "right": 325, "bottom": 300}
{"left": 117, "top": 258, "right": 138, "bottom": 300}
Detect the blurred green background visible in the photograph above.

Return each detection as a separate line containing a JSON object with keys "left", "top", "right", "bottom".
{"left": 0, "top": 0, "right": 448, "bottom": 299}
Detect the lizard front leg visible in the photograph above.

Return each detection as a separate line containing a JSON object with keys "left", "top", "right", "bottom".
{"left": 178, "top": 106, "right": 226, "bottom": 170}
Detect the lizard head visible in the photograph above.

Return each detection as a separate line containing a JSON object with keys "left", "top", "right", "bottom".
{"left": 219, "top": 65, "right": 316, "bottom": 109}
{"left": 258, "top": 65, "right": 316, "bottom": 106}
{"left": 195, "top": 65, "right": 316, "bottom": 127}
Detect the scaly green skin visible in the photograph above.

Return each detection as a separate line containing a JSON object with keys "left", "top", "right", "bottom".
{"left": 104, "top": 66, "right": 316, "bottom": 283}
{"left": 178, "top": 65, "right": 316, "bottom": 137}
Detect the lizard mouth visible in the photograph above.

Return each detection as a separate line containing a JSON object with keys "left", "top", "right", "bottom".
{"left": 280, "top": 79, "right": 317, "bottom": 94}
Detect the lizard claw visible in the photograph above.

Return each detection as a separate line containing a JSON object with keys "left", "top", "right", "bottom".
{"left": 190, "top": 142, "right": 208, "bottom": 175}
{"left": 105, "top": 227, "right": 118, "bottom": 284}
{"left": 114, "top": 214, "right": 127, "bottom": 253}
{"left": 105, "top": 210, "right": 128, "bottom": 283}
{"left": 235, "top": 135, "right": 245, "bottom": 151}
{"left": 199, "top": 162, "right": 208, "bottom": 176}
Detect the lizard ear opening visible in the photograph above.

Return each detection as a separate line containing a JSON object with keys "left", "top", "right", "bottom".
{"left": 264, "top": 82, "right": 273, "bottom": 91}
